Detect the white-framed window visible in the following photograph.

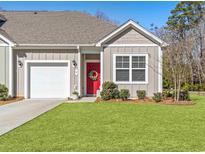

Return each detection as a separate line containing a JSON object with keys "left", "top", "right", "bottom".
{"left": 113, "top": 54, "right": 148, "bottom": 84}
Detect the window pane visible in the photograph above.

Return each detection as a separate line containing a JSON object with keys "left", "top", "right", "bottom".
{"left": 116, "top": 56, "right": 122, "bottom": 61}
{"left": 123, "top": 62, "right": 129, "bottom": 68}
{"left": 122, "top": 56, "right": 129, "bottom": 68}
{"left": 132, "top": 56, "right": 146, "bottom": 68}
{"left": 132, "top": 56, "right": 139, "bottom": 68}
{"left": 116, "top": 56, "right": 122, "bottom": 68}
{"left": 139, "top": 56, "right": 145, "bottom": 62}
{"left": 116, "top": 62, "right": 122, "bottom": 68}
{"left": 116, "top": 69, "right": 129, "bottom": 81}
{"left": 123, "top": 56, "right": 129, "bottom": 62}
{"left": 116, "top": 56, "right": 129, "bottom": 68}
{"left": 139, "top": 62, "right": 145, "bottom": 68}
{"left": 132, "top": 69, "right": 145, "bottom": 81}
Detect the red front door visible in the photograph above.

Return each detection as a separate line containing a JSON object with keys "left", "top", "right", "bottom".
{"left": 86, "top": 62, "right": 100, "bottom": 95}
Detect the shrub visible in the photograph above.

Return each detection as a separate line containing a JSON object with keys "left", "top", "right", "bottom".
{"left": 119, "top": 89, "right": 130, "bottom": 101}
{"left": 137, "top": 90, "right": 146, "bottom": 99}
{"left": 112, "top": 88, "right": 120, "bottom": 99}
{"left": 72, "top": 91, "right": 79, "bottom": 96}
{"left": 100, "top": 81, "right": 118, "bottom": 100}
{"left": 162, "top": 89, "right": 173, "bottom": 99}
{"left": 152, "top": 92, "right": 162, "bottom": 103}
{"left": 0, "top": 84, "right": 8, "bottom": 101}
{"left": 182, "top": 83, "right": 205, "bottom": 91}
{"left": 171, "top": 89, "right": 190, "bottom": 101}
{"left": 179, "top": 90, "right": 190, "bottom": 101}
{"left": 163, "top": 77, "right": 172, "bottom": 89}
{"left": 182, "top": 83, "right": 191, "bottom": 91}
{"left": 100, "top": 89, "right": 110, "bottom": 100}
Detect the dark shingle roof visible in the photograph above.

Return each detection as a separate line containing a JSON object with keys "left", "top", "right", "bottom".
{"left": 0, "top": 11, "right": 118, "bottom": 44}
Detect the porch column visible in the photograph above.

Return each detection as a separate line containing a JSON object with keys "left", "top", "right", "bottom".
{"left": 100, "top": 48, "right": 104, "bottom": 90}
{"left": 77, "top": 46, "right": 81, "bottom": 96}
{"left": 8, "top": 46, "right": 13, "bottom": 96}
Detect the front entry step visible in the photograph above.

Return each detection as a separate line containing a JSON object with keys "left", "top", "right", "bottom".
{"left": 65, "top": 97, "right": 96, "bottom": 103}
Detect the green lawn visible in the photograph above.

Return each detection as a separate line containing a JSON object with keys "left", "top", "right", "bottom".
{"left": 0, "top": 95, "right": 205, "bottom": 151}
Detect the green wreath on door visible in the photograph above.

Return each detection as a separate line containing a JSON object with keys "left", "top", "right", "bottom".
{"left": 88, "top": 70, "right": 99, "bottom": 81}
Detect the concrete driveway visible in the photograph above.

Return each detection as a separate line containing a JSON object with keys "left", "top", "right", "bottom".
{"left": 0, "top": 99, "right": 63, "bottom": 136}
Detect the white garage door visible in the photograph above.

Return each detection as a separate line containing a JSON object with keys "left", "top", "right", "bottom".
{"left": 29, "top": 62, "right": 70, "bottom": 98}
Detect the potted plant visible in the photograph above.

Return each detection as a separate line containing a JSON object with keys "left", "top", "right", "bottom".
{"left": 72, "top": 91, "right": 79, "bottom": 100}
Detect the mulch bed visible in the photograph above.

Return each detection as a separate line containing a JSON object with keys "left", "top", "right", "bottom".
{"left": 95, "top": 97, "right": 195, "bottom": 105}
{"left": 160, "top": 99, "right": 194, "bottom": 105}
{"left": 0, "top": 97, "right": 24, "bottom": 106}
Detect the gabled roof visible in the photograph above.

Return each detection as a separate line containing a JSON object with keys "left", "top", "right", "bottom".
{"left": 96, "top": 20, "right": 167, "bottom": 47}
{"left": 0, "top": 11, "right": 117, "bottom": 45}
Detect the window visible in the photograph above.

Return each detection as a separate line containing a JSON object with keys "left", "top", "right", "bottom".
{"left": 114, "top": 54, "right": 148, "bottom": 83}
{"left": 116, "top": 56, "right": 129, "bottom": 81}
{"left": 132, "top": 56, "right": 146, "bottom": 82}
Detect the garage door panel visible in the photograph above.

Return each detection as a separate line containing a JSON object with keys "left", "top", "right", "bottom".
{"left": 29, "top": 62, "right": 70, "bottom": 98}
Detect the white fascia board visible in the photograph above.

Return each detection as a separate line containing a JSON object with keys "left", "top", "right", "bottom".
{"left": 17, "top": 44, "right": 95, "bottom": 47}
{"left": 103, "top": 44, "right": 158, "bottom": 47}
{"left": 96, "top": 20, "right": 166, "bottom": 47}
{"left": 0, "top": 34, "right": 15, "bottom": 46}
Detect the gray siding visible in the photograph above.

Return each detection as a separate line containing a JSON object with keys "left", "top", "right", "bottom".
{"left": 106, "top": 28, "right": 155, "bottom": 45}
{"left": 13, "top": 49, "right": 78, "bottom": 97}
{"left": 0, "top": 46, "right": 9, "bottom": 87}
{"left": 103, "top": 46, "right": 159, "bottom": 97}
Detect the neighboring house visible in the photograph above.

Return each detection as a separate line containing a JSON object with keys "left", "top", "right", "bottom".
{"left": 0, "top": 11, "right": 166, "bottom": 99}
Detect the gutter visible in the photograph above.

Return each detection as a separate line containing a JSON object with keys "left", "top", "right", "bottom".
{"left": 15, "top": 43, "right": 96, "bottom": 47}
{"left": 12, "top": 43, "right": 97, "bottom": 49}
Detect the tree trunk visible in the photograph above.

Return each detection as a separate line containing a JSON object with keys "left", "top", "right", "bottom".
{"left": 177, "top": 77, "right": 181, "bottom": 102}
{"left": 174, "top": 73, "right": 177, "bottom": 101}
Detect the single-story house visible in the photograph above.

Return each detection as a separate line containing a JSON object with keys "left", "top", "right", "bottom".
{"left": 0, "top": 11, "right": 166, "bottom": 99}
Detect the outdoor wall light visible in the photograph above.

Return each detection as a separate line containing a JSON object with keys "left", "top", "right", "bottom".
{"left": 72, "top": 60, "right": 77, "bottom": 67}
{"left": 18, "top": 60, "right": 23, "bottom": 68}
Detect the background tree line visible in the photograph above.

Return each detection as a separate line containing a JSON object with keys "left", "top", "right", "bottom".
{"left": 155, "top": 1, "right": 205, "bottom": 101}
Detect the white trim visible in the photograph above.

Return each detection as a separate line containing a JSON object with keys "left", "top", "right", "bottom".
{"left": 77, "top": 46, "right": 81, "bottom": 96}
{"left": 0, "top": 34, "right": 15, "bottom": 46}
{"left": 81, "top": 50, "right": 100, "bottom": 54}
{"left": 158, "top": 46, "right": 163, "bottom": 92}
{"left": 96, "top": 20, "right": 166, "bottom": 46}
{"left": 100, "top": 49, "right": 104, "bottom": 90}
{"left": 24, "top": 60, "right": 70, "bottom": 99}
{"left": 0, "top": 44, "right": 10, "bottom": 47}
{"left": 84, "top": 59, "right": 100, "bottom": 96}
{"left": 113, "top": 54, "right": 148, "bottom": 84}
{"left": 8, "top": 46, "right": 13, "bottom": 96}
{"left": 14, "top": 46, "right": 78, "bottom": 50}
{"left": 103, "top": 44, "right": 158, "bottom": 47}
{"left": 18, "top": 44, "right": 95, "bottom": 47}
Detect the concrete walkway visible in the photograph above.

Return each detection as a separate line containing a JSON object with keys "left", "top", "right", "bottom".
{"left": 0, "top": 99, "right": 63, "bottom": 136}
